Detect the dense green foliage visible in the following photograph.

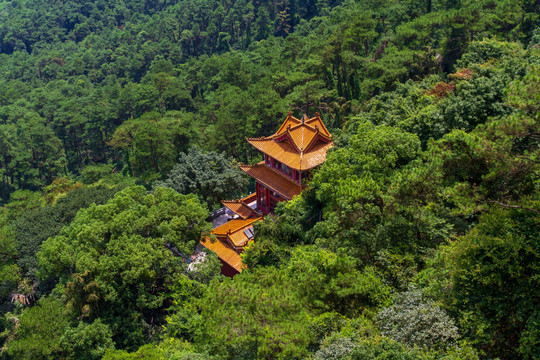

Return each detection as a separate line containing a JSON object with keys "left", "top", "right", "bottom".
{"left": 37, "top": 185, "right": 211, "bottom": 348}
{"left": 1, "top": 0, "right": 537, "bottom": 202}
{"left": 0, "top": 0, "right": 539, "bottom": 359}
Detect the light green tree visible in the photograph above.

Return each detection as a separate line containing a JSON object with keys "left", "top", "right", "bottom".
{"left": 37, "top": 185, "right": 211, "bottom": 348}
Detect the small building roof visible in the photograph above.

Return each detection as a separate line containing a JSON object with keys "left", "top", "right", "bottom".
{"left": 212, "top": 217, "right": 261, "bottom": 248}
{"left": 246, "top": 113, "right": 333, "bottom": 171}
{"left": 222, "top": 199, "right": 260, "bottom": 219}
{"left": 239, "top": 162, "right": 303, "bottom": 200}
{"left": 240, "top": 192, "right": 258, "bottom": 204}
{"left": 200, "top": 216, "right": 262, "bottom": 272}
{"left": 200, "top": 236, "right": 245, "bottom": 273}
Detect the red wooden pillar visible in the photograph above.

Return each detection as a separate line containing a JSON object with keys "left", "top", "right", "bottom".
{"left": 265, "top": 187, "right": 271, "bottom": 214}
{"left": 256, "top": 182, "right": 261, "bottom": 210}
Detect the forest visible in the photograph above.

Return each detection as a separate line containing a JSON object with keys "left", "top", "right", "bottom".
{"left": 0, "top": 0, "right": 538, "bottom": 359}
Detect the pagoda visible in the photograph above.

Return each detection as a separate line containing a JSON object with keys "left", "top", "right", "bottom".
{"left": 200, "top": 112, "right": 333, "bottom": 276}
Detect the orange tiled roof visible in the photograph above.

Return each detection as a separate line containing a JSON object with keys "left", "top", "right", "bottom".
{"left": 241, "top": 192, "right": 257, "bottom": 204}
{"left": 247, "top": 139, "right": 333, "bottom": 171}
{"left": 213, "top": 217, "right": 261, "bottom": 248}
{"left": 228, "top": 225, "right": 254, "bottom": 247}
{"left": 200, "top": 216, "right": 262, "bottom": 271}
{"left": 239, "top": 162, "right": 303, "bottom": 200}
{"left": 222, "top": 199, "right": 260, "bottom": 219}
{"left": 212, "top": 217, "right": 260, "bottom": 237}
{"left": 200, "top": 236, "right": 245, "bottom": 272}
{"left": 247, "top": 113, "right": 333, "bottom": 170}
{"left": 275, "top": 113, "right": 331, "bottom": 138}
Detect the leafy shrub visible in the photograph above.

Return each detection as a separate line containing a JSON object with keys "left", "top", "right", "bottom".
{"left": 377, "top": 287, "right": 459, "bottom": 350}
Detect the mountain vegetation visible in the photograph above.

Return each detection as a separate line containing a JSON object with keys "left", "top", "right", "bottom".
{"left": 0, "top": 0, "right": 538, "bottom": 359}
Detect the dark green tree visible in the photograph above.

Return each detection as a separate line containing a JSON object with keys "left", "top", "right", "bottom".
{"left": 156, "top": 147, "right": 249, "bottom": 209}
{"left": 437, "top": 206, "right": 539, "bottom": 359}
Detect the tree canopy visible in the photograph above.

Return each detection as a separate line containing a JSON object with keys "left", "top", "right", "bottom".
{"left": 0, "top": 0, "right": 539, "bottom": 359}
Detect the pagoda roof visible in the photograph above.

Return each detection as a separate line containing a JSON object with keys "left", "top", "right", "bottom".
{"left": 222, "top": 199, "right": 260, "bottom": 219}
{"left": 200, "top": 236, "right": 245, "bottom": 273}
{"left": 239, "top": 162, "right": 303, "bottom": 200}
{"left": 247, "top": 139, "right": 333, "bottom": 171}
{"left": 246, "top": 113, "right": 333, "bottom": 171}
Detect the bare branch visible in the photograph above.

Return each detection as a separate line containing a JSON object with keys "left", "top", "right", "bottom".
{"left": 488, "top": 200, "right": 540, "bottom": 214}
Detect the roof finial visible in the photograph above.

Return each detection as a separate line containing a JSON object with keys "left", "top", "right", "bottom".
{"left": 288, "top": 111, "right": 292, "bottom": 116}
{"left": 315, "top": 112, "right": 320, "bottom": 117}
{"left": 302, "top": 114, "right": 308, "bottom": 124}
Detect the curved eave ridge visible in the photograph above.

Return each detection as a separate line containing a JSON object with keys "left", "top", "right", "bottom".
{"left": 275, "top": 113, "right": 302, "bottom": 134}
